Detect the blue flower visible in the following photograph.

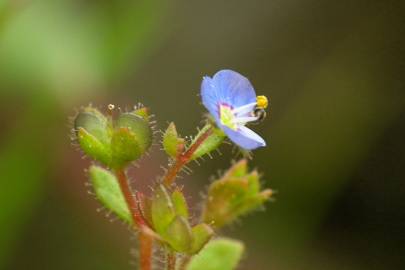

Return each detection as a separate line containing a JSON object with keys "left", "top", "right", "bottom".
{"left": 201, "top": 69, "right": 267, "bottom": 150}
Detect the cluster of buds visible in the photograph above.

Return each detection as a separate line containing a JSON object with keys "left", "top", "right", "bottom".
{"left": 203, "top": 160, "right": 273, "bottom": 228}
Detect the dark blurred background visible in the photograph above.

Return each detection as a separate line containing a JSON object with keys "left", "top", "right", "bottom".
{"left": 0, "top": 0, "right": 404, "bottom": 269}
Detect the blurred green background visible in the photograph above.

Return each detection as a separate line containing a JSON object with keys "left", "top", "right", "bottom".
{"left": 0, "top": 0, "right": 404, "bottom": 269}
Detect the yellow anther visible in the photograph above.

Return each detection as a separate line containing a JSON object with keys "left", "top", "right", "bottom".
{"left": 256, "top": 95, "right": 268, "bottom": 109}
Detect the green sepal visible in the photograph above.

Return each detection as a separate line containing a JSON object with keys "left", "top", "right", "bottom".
{"left": 163, "top": 122, "right": 185, "bottom": 157}
{"left": 115, "top": 112, "right": 152, "bottom": 154}
{"left": 189, "top": 223, "right": 214, "bottom": 255}
{"left": 163, "top": 215, "right": 192, "bottom": 252}
{"left": 186, "top": 238, "right": 244, "bottom": 270}
{"left": 77, "top": 128, "right": 111, "bottom": 165}
{"left": 88, "top": 165, "right": 132, "bottom": 224}
{"left": 190, "top": 124, "right": 225, "bottom": 160}
{"left": 150, "top": 185, "right": 213, "bottom": 253}
{"left": 171, "top": 189, "right": 189, "bottom": 219}
{"left": 74, "top": 107, "right": 110, "bottom": 144}
{"left": 110, "top": 128, "right": 142, "bottom": 169}
{"left": 74, "top": 107, "right": 112, "bottom": 165}
{"left": 238, "top": 189, "right": 273, "bottom": 214}
{"left": 151, "top": 185, "right": 176, "bottom": 234}
{"left": 223, "top": 159, "right": 248, "bottom": 178}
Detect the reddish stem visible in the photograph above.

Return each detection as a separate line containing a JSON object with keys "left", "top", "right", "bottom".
{"left": 163, "top": 127, "right": 213, "bottom": 186}
{"left": 139, "top": 231, "right": 153, "bottom": 270}
{"left": 115, "top": 169, "right": 146, "bottom": 227}
{"left": 115, "top": 169, "right": 152, "bottom": 270}
{"left": 166, "top": 251, "right": 176, "bottom": 270}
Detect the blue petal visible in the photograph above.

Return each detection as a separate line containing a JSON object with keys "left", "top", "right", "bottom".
{"left": 201, "top": 76, "right": 220, "bottom": 119}
{"left": 222, "top": 125, "right": 266, "bottom": 150}
{"left": 211, "top": 69, "right": 257, "bottom": 108}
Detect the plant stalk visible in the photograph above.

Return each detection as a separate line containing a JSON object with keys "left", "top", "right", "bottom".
{"left": 166, "top": 251, "right": 177, "bottom": 270}
{"left": 115, "top": 169, "right": 152, "bottom": 270}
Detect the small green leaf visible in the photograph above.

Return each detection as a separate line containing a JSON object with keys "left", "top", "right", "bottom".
{"left": 163, "top": 215, "right": 192, "bottom": 252}
{"left": 189, "top": 223, "right": 214, "bottom": 254}
{"left": 171, "top": 189, "right": 189, "bottom": 219}
{"left": 190, "top": 124, "right": 225, "bottom": 160}
{"left": 151, "top": 185, "right": 176, "bottom": 234}
{"left": 88, "top": 166, "right": 132, "bottom": 224}
{"left": 186, "top": 238, "right": 244, "bottom": 270}
{"left": 163, "top": 122, "right": 184, "bottom": 157}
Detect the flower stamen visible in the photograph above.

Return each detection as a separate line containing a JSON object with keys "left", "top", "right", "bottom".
{"left": 232, "top": 102, "right": 257, "bottom": 116}
{"left": 233, "top": 116, "right": 259, "bottom": 125}
{"left": 256, "top": 95, "right": 268, "bottom": 109}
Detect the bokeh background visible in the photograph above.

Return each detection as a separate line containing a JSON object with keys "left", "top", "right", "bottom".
{"left": 1, "top": 0, "right": 404, "bottom": 269}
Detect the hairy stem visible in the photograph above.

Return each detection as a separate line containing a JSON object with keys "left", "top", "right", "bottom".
{"left": 163, "top": 126, "right": 213, "bottom": 186}
{"left": 166, "top": 251, "right": 177, "bottom": 270}
{"left": 139, "top": 231, "right": 153, "bottom": 270}
{"left": 115, "top": 169, "right": 152, "bottom": 270}
{"left": 179, "top": 255, "right": 191, "bottom": 270}
{"left": 115, "top": 169, "right": 146, "bottom": 227}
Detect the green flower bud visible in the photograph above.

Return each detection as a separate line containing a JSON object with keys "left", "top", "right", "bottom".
{"left": 203, "top": 160, "right": 273, "bottom": 228}
{"left": 150, "top": 185, "right": 213, "bottom": 253}
{"left": 163, "top": 122, "right": 185, "bottom": 158}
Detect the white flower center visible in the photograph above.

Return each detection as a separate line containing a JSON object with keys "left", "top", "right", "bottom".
{"left": 219, "top": 102, "right": 259, "bottom": 130}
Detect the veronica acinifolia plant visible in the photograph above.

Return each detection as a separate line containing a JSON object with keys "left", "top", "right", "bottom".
{"left": 71, "top": 69, "right": 273, "bottom": 270}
